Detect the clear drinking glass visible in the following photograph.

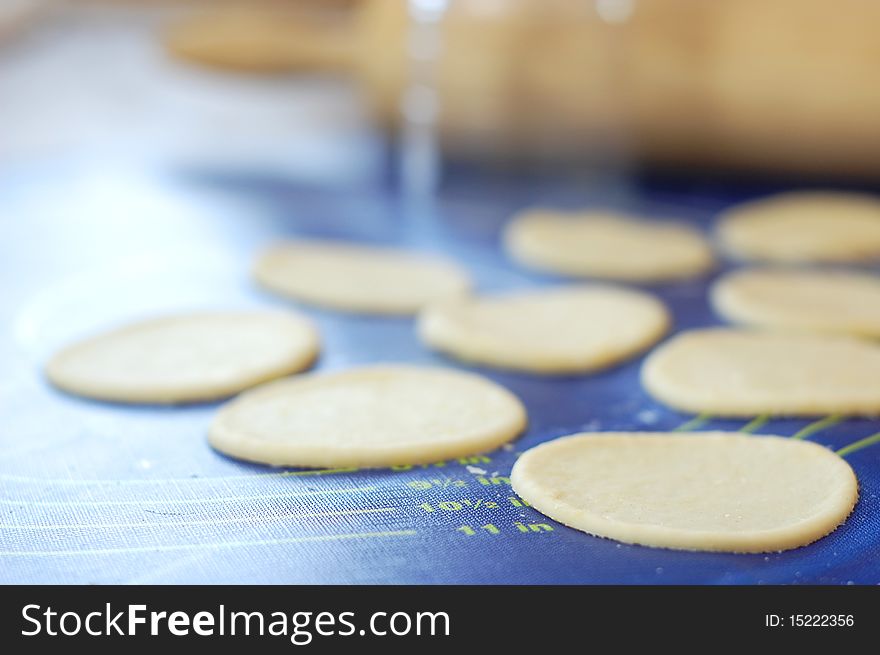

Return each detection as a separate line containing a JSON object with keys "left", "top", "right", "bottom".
{"left": 397, "top": 0, "right": 637, "bottom": 209}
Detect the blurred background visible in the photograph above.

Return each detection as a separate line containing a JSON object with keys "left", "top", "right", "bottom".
{"left": 3, "top": 0, "right": 880, "bottom": 587}
{"left": 2, "top": 0, "right": 878, "bottom": 200}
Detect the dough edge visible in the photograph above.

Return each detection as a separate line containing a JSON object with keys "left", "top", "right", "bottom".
{"left": 503, "top": 212, "right": 716, "bottom": 282}
{"left": 510, "top": 432, "right": 859, "bottom": 553}
{"left": 45, "top": 312, "right": 320, "bottom": 404}
{"left": 640, "top": 328, "right": 880, "bottom": 417}
{"left": 710, "top": 269, "right": 880, "bottom": 338}
{"left": 254, "top": 242, "right": 472, "bottom": 315}
{"left": 208, "top": 365, "right": 528, "bottom": 468}
{"left": 715, "top": 192, "right": 880, "bottom": 263}
{"left": 417, "top": 288, "right": 671, "bottom": 374}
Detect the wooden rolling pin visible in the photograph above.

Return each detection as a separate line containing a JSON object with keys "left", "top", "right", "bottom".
{"left": 164, "top": 0, "right": 880, "bottom": 178}
{"left": 356, "top": 0, "right": 880, "bottom": 178}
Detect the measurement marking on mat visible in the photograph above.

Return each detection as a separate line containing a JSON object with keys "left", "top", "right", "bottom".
{"left": 836, "top": 431, "right": 880, "bottom": 458}
{"left": 475, "top": 475, "right": 510, "bottom": 486}
{"left": 1, "top": 507, "right": 397, "bottom": 531}
{"left": 0, "top": 530, "right": 418, "bottom": 557}
{"left": 457, "top": 522, "right": 553, "bottom": 536}
{"left": 791, "top": 414, "right": 845, "bottom": 440}
{"left": 739, "top": 414, "right": 771, "bottom": 434}
{"left": 406, "top": 478, "right": 468, "bottom": 490}
{"left": 391, "top": 456, "right": 491, "bottom": 472}
{"left": 418, "top": 497, "right": 527, "bottom": 512}
{"left": 0, "top": 486, "right": 379, "bottom": 507}
{"left": 673, "top": 413, "right": 713, "bottom": 432}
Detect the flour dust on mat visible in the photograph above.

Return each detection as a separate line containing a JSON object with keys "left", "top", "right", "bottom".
{"left": 46, "top": 311, "right": 320, "bottom": 404}
{"left": 254, "top": 240, "right": 471, "bottom": 315}
{"left": 209, "top": 364, "right": 527, "bottom": 468}
{"left": 711, "top": 267, "right": 880, "bottom": 338}
{"left": 503, "top": 210, "right": 715, "bottom": 282}
{"left": 641, "top": 328, "right": 880, "bottom": 416}
{"left": 511, "top": 432, "right": 858, "bottom": 553}
{"left": 418, "top": 285, "right": 670, "bottom": 374}
{"left": 716, "top": 191, "right": 880, "bottom": 263}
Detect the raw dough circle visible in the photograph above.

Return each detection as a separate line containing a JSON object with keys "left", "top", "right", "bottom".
{"left": 209, "top": 364, "right": 527, "bottom": 467}
{"left": 418, "top": 285, "right": 670, "bottom": 374}
{"left": 641, "top": 328, "right": 880, "bottom": 416}
{"left": 254, "top": 240, "right": 471, "bottom": 315}
{"left": 712, "top": 268, "right": 880, "bottom": 338}
{"left": 716, "top": 192, "right": 880, "bottom": 263}
{"left": 503, "top": 210, "right": 715, "bottom": 281}
{"left": 511, "top": 432, "right": 858, "bottom": 553}
{"left": 166, "top": 10, "right": 350, "bottom": 73}
{"left": 46, "top": 312, "right": 319, "bottom": 404}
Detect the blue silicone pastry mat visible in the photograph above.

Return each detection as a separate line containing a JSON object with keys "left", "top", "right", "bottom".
{"left": 2, "top": 164, "right": 879, "bottom": 584}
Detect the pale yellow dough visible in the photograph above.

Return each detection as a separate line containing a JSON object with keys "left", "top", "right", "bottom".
{"left": 510, "top": 432, "right": 858, "bottom": 553}
{"left": 209, "top": 364, "right": 526, "bottom": 468}
{"left": 166, "top": 10, "right": 351, "bottom": 73}
{"left": 418, "top": 286, "right": 669, "bottom": 374}
{"left": 503, "top": 210, "right": 715, "bottom": 282}
{"left": 254, "top": 240, "right": 471, "bottom": 315}
{"left": 46, "top": 312, "right": 319, "bottom": 404}
{"left": 641, "top": 328, "right": 880, "bottom": 416}
{"left": 712, "top": 268, "right": 880, "bottom": 338}
{"left": 716, "top": 192, "right": 880, "bottom": 263}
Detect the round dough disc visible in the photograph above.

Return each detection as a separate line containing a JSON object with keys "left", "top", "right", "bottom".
{"left": 503, "top": 210, "right": 715, "bottom": 281}
{"left": 712, "top": 268, "right": 880, "bottom": 338}
{"left": 209, "top": 364, "right": 527, "bottom": 468}
{"left": 716, "top": 192, "right": 880, "bottom": 263}
{"left": 641, "top": 328, "right": 880, "bottom": 416}
{"left": 511, "top": 432, "right": 858, "bottom": 553}
{"left": 254, "top": 240, "right": 471, "bottom": 315}
{"left": 46, "top": 312, "right": 319, "bottom": 404}
{"left": 418, "top": 285, "right": 669, "bottom": 374}
{"left": 166, "top": 10, "right": 351, "bottom": 73}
